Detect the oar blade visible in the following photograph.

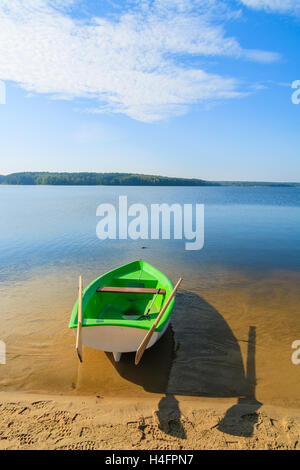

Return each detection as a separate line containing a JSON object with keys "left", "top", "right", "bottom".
{"left": 75, "top": 275, "right": 83, "bottom": 362}
{"left": 135, "top": 333, "right": 152, "bottom": 365}
{"left": 134, "top": 277, "right": 182, "bottom": 365}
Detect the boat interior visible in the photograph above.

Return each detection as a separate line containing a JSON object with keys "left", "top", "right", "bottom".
{"left": 74, "top": 261, "right": 173, "bottom": 329}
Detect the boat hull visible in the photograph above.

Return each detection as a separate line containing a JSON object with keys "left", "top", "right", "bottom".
{"left": 69, "top": 260, "right": 176, "bottom": 362}
{"left": 73, "top": 319, "right": 170, "bottom": 353}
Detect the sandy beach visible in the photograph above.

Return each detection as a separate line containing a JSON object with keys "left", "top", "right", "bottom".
{"left": 0, "top": 392, "right": 299, "bottom": 450}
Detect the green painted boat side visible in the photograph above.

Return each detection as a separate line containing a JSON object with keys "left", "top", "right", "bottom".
{"left": 69, "top": 260, "right": 175, "bottom": 332}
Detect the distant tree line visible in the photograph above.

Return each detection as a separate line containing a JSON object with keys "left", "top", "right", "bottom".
{"left": 0, "top": 172, "right": 215, "bottom": 186}
{"left": 0, "top": 172, "right": 298, "bottom": 187}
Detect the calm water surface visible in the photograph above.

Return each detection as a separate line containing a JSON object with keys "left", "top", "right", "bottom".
{"left": 0, "top": 186, "right": 299, "bottom": 407}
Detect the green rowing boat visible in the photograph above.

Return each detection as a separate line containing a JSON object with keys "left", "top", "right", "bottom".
{"left": 69, "top": 260, "right": 179, "bottom": 363}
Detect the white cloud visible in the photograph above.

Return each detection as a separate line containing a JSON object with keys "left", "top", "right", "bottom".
{"left": 0, "top": 0, "right": 280, "bottom": 122}
{"left": 240, "top": 0, "right": 300, "bottom": 15}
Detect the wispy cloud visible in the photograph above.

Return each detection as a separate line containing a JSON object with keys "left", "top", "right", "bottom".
{"left": 0, "top": 0, "right": 280, "bottom": 122}
{"left": 240, "top": 0, "right": 300, "bottom": 15}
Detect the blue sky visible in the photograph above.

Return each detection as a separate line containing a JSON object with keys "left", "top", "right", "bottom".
{"left": 0, "top": 0, "right": 299, "bottom": 181}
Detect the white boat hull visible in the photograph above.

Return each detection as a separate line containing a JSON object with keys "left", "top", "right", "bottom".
{"left": 73, "top": 320, "right": 170, "bottom": 359}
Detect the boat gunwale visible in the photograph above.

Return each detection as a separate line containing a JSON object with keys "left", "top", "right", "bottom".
{"left": 68, "top": 260, "right": 175, "bottom": 332}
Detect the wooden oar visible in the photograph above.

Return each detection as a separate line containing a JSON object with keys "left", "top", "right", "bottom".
{"left": 75, "top": 275, "right": 83, "bottom": 362}
{"left": 135, "top": 277, "right": 182, "bottom": 365}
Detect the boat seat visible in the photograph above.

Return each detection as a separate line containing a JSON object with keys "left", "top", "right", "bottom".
{"left": 96, "top": 286, "right": 166, "bottom": 294}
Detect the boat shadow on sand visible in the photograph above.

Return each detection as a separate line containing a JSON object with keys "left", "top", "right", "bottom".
{"left": 107, "top": 290, "right": 262, "bottom": 439}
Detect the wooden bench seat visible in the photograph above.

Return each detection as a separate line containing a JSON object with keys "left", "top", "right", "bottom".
{"left": 96, "top": 286, "right": 166, "bottom": 295}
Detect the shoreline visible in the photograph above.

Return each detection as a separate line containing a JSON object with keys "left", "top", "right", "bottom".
{"left": 1, "top": 391, "right": 299, "bottom": 450}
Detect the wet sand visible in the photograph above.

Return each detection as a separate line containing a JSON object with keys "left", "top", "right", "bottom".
{"left": 1, "top": 265, "right": 300, "bottom": 449}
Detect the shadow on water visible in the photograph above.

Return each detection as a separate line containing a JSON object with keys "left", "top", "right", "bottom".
{"left": 107, "top": 291, "right": 261, "bottom": 438}
{"left": 106, "top": 324, "right": 175, "bottom": 393}
{"left": 217, "top": 326, "right": 262, "bottom": 437}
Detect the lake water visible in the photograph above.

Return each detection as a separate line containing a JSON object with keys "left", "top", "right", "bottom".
{"left": 0, "top": 186, "right": 300, "bottom": 407}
